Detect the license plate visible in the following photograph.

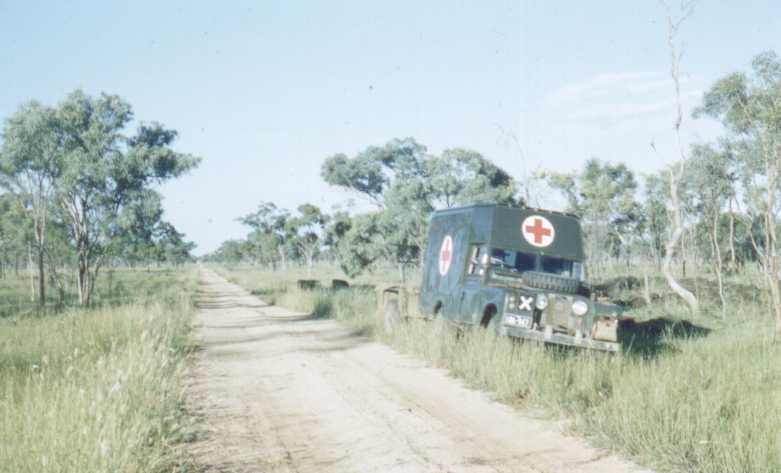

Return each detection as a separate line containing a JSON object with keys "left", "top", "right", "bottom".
{"left": 504, "top": 315, "right": 532, "bottom": 328}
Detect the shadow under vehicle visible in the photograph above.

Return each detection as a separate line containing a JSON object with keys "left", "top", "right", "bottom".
{"left": 380, "top": 204, "right": 623, "bottom": 352}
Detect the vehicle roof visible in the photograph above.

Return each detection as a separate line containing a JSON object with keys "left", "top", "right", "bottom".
{"left": 429, "top": 203, "right": 585, "bottom": 261}
{"left": 431, "top": 204, "right": 579, "bottom": 220}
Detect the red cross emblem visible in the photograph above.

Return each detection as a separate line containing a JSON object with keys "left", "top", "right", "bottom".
{"left": 522, "top": 215, "right": 555, "bottom": 247}
{"left": 438, "top": 235, "right": 453, "bottom": 276}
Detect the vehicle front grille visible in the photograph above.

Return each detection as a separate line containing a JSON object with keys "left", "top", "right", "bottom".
{"left": 522, "top": 271, "right": 580, "bottom": 294}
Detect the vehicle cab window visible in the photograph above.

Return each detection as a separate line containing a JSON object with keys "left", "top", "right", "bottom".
{"left": 490, "top": 248, "right": 536, "bottom": 273}
{"left": 541, "top": 255, "right": 584, "bottom": 280}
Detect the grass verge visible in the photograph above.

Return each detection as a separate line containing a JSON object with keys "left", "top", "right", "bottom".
{"left": 0, "top": 268, "right": 198, "bottom": 473}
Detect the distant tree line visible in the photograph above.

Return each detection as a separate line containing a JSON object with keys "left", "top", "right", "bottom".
{"left": 0, "top": 90, "right": 199, "bottom": 306}
{"left": 203, "top": 138, "right": 521, "bottom": 281}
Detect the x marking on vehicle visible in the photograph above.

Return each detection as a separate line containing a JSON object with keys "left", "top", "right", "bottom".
{"left": 519, "top": 296, "right": 534, "bottom": 311}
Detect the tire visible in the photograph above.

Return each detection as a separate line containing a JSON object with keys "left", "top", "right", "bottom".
{"left": 481, "top": 305, "right": 501, "bottom": 336}
{"left": 383, "top": 298, "right": 401, "bottom": 334}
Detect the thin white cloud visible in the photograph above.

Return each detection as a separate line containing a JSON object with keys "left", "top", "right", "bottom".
{"left": 567, "top": 89, "right": 703, "bottom": 123}
{"left": 547, "top": 71, "right": 660, "bottom": 105}
{"left": 546, "top": 71, "right": 704, "bottom": 124}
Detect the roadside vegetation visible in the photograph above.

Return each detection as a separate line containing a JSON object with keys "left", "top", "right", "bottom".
{"left": 0, "top": 268, "right": 198, "bottom": 473}
{"left": 218, "top": 263, "right": 781, "bottom": 473}
{"left": 0, "top": 90, "right": 201, "bottom": 472}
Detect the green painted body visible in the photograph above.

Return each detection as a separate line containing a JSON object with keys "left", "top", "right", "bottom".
{"left": 419, "top": 204, "right": 620, "bottom": 351}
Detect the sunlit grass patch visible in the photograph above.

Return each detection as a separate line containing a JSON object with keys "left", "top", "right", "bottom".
{"left": 0, "top": 269, "right": 197, "bottom": 473}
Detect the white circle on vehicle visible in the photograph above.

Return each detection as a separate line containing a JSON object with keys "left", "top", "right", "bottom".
{"left": 522, "top": 215, "right": 555, "bottom": 248}
{"left": 438, "top": 235, "right": 453, "bottom": 276}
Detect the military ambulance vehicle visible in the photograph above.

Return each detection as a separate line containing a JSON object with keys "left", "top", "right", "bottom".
{"left": 380, "top": 204, "right": 622, "bottom": 352}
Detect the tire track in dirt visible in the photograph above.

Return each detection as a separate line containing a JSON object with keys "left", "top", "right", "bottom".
{"left": 187, "top": 269, "right": 654, "bottom": 473}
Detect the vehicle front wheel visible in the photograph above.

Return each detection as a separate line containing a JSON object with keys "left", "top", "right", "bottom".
{"left": 481, "top": 305, "right": 501, "bottom": 336}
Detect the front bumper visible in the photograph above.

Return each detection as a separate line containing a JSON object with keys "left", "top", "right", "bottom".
{"left": 504, "top": 326, "right": 621, "bottom": 352}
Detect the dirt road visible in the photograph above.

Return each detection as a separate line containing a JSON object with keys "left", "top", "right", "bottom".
{"left": 187, "top": 270, "right": 652, "bottom": 473}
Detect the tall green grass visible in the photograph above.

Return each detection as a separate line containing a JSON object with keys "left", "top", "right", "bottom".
{"left": 218, "top": 263, "right": 781, "bottom": 473}
{"left": 0, "top": 269, "right": 197, "bottom": 473}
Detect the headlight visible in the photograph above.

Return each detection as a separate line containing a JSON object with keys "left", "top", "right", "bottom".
{"left": 572, "top": 300, "right": 589, "bottom": 316}
{"left": 535, "top": 294, "right": 548, "bottom": 310}
{"left": 507, "top": 295, "right": 516, "bottom": 308}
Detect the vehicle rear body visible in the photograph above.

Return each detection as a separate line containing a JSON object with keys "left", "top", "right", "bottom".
{"left": 419, "top": 204, "right": 620, "bottom": 352}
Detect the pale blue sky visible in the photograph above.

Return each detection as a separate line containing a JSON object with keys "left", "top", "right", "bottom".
{"left": 1, "top": 1, "right": 779, "bottom": 254}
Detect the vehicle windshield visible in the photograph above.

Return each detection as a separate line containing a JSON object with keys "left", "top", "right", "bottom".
{"left": 490, "top": 248, "right": 584, "bottom": 281}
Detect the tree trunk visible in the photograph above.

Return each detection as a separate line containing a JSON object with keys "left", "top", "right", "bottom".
{"left": 728, "top": 198, "right": 737, "bottom": 271}
{"left": 711, "top": 210, "right": 727, "bottom": 319}
{"left": 37, "top": 246, "right": 45, "bottom": 306}
{"left": 77, "top": 250, "right": 91, "bottom": 305}
{"left": 28, "top": 243, "right": 35, "bottom": 302}
{"left": 660, "top": 8, "right": 698, "bottom": 317}
{"left": 663, "top": 162, "right": 699, "bottom": 316}
{"left": 763, "top": 166, "right": 781, "bottom": 339}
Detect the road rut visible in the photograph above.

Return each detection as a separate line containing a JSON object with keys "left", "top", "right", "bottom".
{"left": 187, "top": 269, "right": 652, "bottom": 473}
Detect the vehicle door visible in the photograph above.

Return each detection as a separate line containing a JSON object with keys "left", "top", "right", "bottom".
{"left": 459, "top": 244, "right": 487, "bottom": 324}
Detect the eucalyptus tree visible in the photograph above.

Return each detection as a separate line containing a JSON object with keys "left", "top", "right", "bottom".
{"left": 246, "top": 231, "right": 282, "bottom": 268}
{"left": 426, "top": 148, "right": 517, "bottom": 208}
{"left": 53, "top": 90, "right": 200, "bottom": 304}
{"left": 155, "top": 221, "right": 196, "bottom": 266}
{"left": 652, "top": 1, "right": 699, "bottom": 316}
{"left": 686, "top": 144, "right": 737, "bottom": 317}
{"left": 0, "top": 102, "right": 60, "bottom": 303}
{"left": 114, "top": 189, "right": 165, "bottom": 265}
{"left": 695, "top": 51, "right": 781, "bottom": 334}
{"left": 285, "top": 204, "right": 326, "bottom": 274}
{"left": 545, "top": 159, "right": 641, "bottom": 275}
{"left": 207, "top": 239, "right": 249, "bottom": 264}
{"left": 238, "top": 202, "right": 290, "bottom": 268}
{"left": 332, "top": 212, "right": 382, "bottom": 278}
{"left": 321, "top": 137, "right": 518, "bottom": 279}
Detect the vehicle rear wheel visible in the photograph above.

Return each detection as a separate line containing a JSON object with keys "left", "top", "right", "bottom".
{"left": 383, "top": 298, "right": 401, "bottom": 334}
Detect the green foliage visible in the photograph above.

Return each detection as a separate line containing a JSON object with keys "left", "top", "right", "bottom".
{"left": 332, "top": 213, "right": 381, "bottom": 278}
{"left": 204, "top": 239, "right": 249, "bottom": 264}
{"left": 0, "top": 194, "right": 29, "bottom": 274}
{"left": 546, "top": 159, "right": 641, "bottom": 272}
{"left": 0, "top": 90, "right": 200, "bottom": 304}
{"left": 694, "top": 50, "right": 781, "bottom": 217}
{"left": 285, "top": 203, "right": 326, "bottom": 271}
{"left": 427, "top": 148, "right": 517, "bottom": 207}
{"left": 321, "top": 152, "right": 386, "bottom": 204}
{"left": 321, "top": 137, "right": 519, "bottom": 278}
{"left": 236, "top": 202, "right": 290, "bottom": 267}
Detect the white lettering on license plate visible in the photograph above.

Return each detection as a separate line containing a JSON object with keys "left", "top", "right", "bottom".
{"left": 515, "top": 316, "right": 532, "bottom": 328}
